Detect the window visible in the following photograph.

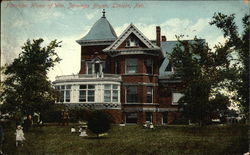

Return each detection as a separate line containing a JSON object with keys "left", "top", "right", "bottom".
{"left": 87, "top": 62, "right": 93, "bottom": 74}
{"left": 126, "top": 59, "right": 137, "bottom": 73}
{"left": 146, "top": 87, "right": 153, "bottom": 103}
{"left": 104, "top": 85, "right": 111, "bottom": 102}
{"left": 126, "top": 86, "right": 137, "bottom": 103}
{"left": 79, "top": 90, "right": 86, "bottom": 102}
{"left": 112, "top": 85, "right": 118, "bottom": 102}
{"left": 59, "top": 87, "right": 64, "bottom": 102}
{"left": 125, "top": 37, "right": 139, "bottom": 47}
{"left": 125, "top": 112, "right": 138, "bottom": 124}
{"left": 104, "top": 84, "right": 119, "bottom": 103}
{"left": 58, "top": 85, "right": 71, "bottom": 102}
{"left": 145, "top": 59, "right": 153, "bottom": 74}
{"left": 79, "top": 85, "right": 95, "bottom": 102}
{"left": 115, "top": 61, "right": 120, "bottom": 74}
{"left": 88, "top": 89, "right": 95, "bottom": 102}
{"left": 172, "top": 93, "right": 184, "bottom": 105}
{"left": 79, "top": 85, "right": 87, "bottom": 102}
{"left": 65, "top": 85, "right": 71, "bottom": 102}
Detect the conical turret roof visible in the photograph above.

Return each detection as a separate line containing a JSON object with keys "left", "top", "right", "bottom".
{"left": 76, "top": 10, "right": 117, "bottom": 46}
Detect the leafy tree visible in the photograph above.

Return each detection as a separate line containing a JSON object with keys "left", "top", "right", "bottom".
{"left": 170, "top": 37, "right": 231, "bottom": 126}
{"left": 208, "top": 93, "right": 230, "bottom": 120}
{"left": 210, "top": 13, "right": 249, "bottom": 117}
{"left": 87, "top": 110, "right": 111, "bottom": 138}
{"left": 0, "top": 38, "right": 61, "bottom": 117}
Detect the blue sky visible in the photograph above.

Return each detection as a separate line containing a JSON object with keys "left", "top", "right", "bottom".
{"left": 1, "top": 1, "right": 249, "bottom": 81}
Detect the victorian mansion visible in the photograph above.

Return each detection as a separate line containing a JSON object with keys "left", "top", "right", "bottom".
{"left": 53, "top": 11, "right": 184, "bottom": 125}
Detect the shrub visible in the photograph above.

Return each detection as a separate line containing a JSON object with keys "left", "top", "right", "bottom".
{"left": 87, "top": 110, "right": 112, "bottom": 137}
{"left": 41, "top": 105, "right": 61, "bottom": 123}
{"left": 69, "top": 108, "right": 91, "bottom": 123}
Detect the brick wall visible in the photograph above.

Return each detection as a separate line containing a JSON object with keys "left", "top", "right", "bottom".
{"left": 103, "top": 109, "right": 123, "bottom": 124}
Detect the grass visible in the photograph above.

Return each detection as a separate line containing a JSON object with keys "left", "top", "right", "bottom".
{"left": 3, "top": 123, "right": 248, "bottom": 155}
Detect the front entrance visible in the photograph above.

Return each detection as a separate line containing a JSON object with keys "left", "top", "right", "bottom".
{"left": 162, "top": 112, "right": 168, "bottom": 124}
{"left": 145, "top": 112, "right": 153, "bottom": 123}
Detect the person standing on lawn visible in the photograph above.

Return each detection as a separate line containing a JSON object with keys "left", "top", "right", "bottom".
{"left": 15, "top": 125, "right": 25, "bottom": 147}
{"left": 63, "top": 110, "right": 70, "bottom": 126}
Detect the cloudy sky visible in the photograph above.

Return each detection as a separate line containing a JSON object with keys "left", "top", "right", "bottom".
{"left": 1, "top": 1, "right": 249, "bottom": 81}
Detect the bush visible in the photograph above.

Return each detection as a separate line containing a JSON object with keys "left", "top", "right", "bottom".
{"left": 87, "top": 110, "right": 112, "bottom": 137}
{"left": 42, "top": 105, "right": 62, "bottom": 123}
{"left": 69, "top": 108, "right": 91, "bottom": 123}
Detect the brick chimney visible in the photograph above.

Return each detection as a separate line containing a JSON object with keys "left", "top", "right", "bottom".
{"left": 156, "top": 26, "right": 161, "bottom": 47}
{"left": 162, "top": 36, "right": 166, "bottom": 42}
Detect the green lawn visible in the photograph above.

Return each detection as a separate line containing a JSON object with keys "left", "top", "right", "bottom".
{"left": 3, "top": 124, "right": 248, "bottom": 155}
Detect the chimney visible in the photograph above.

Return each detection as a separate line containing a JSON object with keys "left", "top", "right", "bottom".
{"left": 156, "top": 26, "right": 161, "bottom": 47}
{"left": 162, "top": 36, "right": 166, "bottom": 42}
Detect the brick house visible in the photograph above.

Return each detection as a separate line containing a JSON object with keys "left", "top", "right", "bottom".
{"left": 53, "top": 11, "right": 184, "bottom": 125}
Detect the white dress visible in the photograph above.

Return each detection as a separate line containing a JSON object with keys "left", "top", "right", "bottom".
{"left": 71, "top": 128, "right": 76, "bottom": 133}
{"left": 16, "top": 129, "right": 25, "bottom": 141}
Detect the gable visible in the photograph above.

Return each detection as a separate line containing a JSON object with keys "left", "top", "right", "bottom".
{"left": 103, "top": 24, "right": 159, "bottom": 52}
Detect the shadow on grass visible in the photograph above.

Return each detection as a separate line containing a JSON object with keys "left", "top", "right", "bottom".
{"left": 84, "top": 136, "right": 109, "bottom": 139}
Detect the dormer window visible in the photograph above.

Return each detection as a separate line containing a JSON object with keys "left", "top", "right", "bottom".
{"left": 86, "top": 58, "right": 105, "bottom": 76}
{"left": 125, "top": 37, "right": 139, "bottom": 47}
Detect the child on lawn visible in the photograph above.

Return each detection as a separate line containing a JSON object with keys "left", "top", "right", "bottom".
{"left": 79, "top": 126, "right": 88, "bottom": 137}
{"left": 15, "top": 125, "right": 25, "bottom": 146}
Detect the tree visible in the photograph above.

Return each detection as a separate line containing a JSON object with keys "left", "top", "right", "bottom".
{"left": 0, "top": 39, "right": 61, "bottom": 117}
{"left": 208, "top": 93, "right": 230, "bottom": 120}
{"left": 210, "top": 13, "right": 249, "bottom": 117}
{"left": 87, "top": 111, "right": 111, "bottom": 138}
{"left": 170, "top": 36, "right": 232, "bottom": 126}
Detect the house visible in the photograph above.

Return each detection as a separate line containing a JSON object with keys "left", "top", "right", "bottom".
{"left": 53, "top": 10, "right": 184, "bottom": 125}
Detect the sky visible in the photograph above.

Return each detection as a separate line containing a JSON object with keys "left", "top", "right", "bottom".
{"left": 1, "top": 1, "right": 249, "bottom": 81}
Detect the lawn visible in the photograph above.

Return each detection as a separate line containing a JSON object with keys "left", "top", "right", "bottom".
{"left": 3, "top": 123, "right": 248, "bottom": 155}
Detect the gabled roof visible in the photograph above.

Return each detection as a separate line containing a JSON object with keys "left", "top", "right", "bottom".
{"left": 76, "top": 16, "right": 117, "bottom": 46}
{"left": 103, "top": 23, "right": 160, "bottom": 52}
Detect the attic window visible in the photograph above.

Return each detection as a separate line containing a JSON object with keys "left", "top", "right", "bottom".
{"left": 126, "top": 37, "right": 139, "bottom": 47}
